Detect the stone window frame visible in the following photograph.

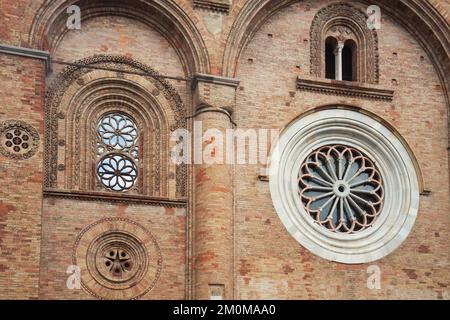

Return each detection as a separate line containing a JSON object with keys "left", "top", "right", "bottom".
{"left": 310, "top": 2, "right": 380, "bottom": 84}
{"left": 269, "top": 107, "right": 421, "bottom": 264}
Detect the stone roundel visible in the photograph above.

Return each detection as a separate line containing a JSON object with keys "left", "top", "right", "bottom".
{"left": 269, "top": 108, "right": 420, "bottom": 264}
{"left": 73, "top": 218, "right": 162, "bottom": 300}
{"left": 0, "top": 120, "right": 40, "bottom": 160}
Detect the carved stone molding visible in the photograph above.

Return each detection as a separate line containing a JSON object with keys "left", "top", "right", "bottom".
{"left": 73, "top": 217, "right": 162, "bottom": 300}
{"left": 297, "top": 77, "right": 394, "bottom": 102}
{"left": 310, "top": 2, "right": 380, "bottom": 84}
{"left": 0, "top": 120, "right": 40, "bottom": 160}
{"left": 193, "top": 0, "right": 231, "bottom": 14}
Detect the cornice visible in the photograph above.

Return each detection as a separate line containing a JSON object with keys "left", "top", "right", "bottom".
{"left": 191, "top": 73, "right": 240, "bottom": 90}
{"left": 43, "top": 189, "right": 187, "bottom": 208}
{"left": 193, "top": 0, "right": 231, "bottom": 14}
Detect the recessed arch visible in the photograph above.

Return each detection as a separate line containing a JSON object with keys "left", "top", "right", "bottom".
{"left": 28, "top": 0, "right": 210, "bottom": 75}
{"left": 44, "top": 55, "right": 187, "bottom": 197}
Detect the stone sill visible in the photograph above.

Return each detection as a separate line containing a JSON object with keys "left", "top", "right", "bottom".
{"left": 43, "top": 189, "right": 187, "bottom": 207}
{"left": 296, "top": 76, "right": 394, "bottom": 102}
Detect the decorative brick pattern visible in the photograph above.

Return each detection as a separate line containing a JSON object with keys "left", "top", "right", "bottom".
{"left": 0, "top": 0, "right": 448, "bottom": 300}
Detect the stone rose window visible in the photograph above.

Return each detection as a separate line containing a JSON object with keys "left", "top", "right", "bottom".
{"left": 298, "top": 145, "right": 384, "bottom": 233}
{"left": 96, "top": 112, "right": 140, "bottom": 192}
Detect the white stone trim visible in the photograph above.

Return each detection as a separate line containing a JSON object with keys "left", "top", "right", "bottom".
{"left": 269, "top": 109, "right": 420, "bottom": 264}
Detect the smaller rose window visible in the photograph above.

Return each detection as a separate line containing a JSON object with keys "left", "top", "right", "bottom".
{"left": 97, "top": 154, "right": 138, "bottom": 192}
{"left": 298, "top": 145, "right": 384, "bottom": 233}
{"left": 0, "top": 120, "right": 40, "bottom": 160}
{"left": 103, "top": 249, "right": 133, "bottom": 278}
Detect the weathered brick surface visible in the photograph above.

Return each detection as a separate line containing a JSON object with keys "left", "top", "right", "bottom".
{"left": 39, "top": 198, "right": 186, "bottom": 299}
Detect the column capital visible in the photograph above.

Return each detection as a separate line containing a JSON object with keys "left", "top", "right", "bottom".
{"left": 333, "top": 43, "right": 345, "bottom": 56}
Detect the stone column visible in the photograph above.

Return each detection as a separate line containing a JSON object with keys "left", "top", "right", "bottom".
{"left": 191, "top": 73, "right": 239, "bottom": 300}
{"left": 334, "top": 43, "right": 344, "bottom": 81}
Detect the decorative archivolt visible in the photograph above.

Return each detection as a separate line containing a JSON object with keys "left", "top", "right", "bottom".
{"left": 310, "top": 2, "right": 379, "bottom": 83}
{"left": 44, "top": 55, "right": 187, "bottom": 198}
{"left": 269, "top": 106, "right": 422, "bottom": 263}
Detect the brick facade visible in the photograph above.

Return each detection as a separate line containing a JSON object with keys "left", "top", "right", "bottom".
{"left": 0, "top": 0, "right": 448, "bottom": 299}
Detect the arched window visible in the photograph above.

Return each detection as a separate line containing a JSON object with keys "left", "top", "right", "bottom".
{"left": 310, "top": 3, "right": 379, "bottom": 84}
{"left": 44, "top": 55, "right": 187, "bottom": 198}
{"left": 342, "top": 39, "right": 357, "bottom": 81}
{"left": 325, "top": 35, "right": 357, "bottom": 82}
{"left": 325, "top": 37, "right": 337, "bottom": 80}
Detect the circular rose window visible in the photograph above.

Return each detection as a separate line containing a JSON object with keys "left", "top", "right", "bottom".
{"left": 299, "top": 145, "right": 384, "bottom": 233}
{"left": 269, "top": 108, "right": 421, "bottom": 264}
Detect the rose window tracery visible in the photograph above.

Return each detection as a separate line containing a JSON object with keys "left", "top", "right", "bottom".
{"left": 97, "top": 154, "right": 138, "bottom": 191}
{"left": 298, "top": 145, "right": 384, "bottom": 233}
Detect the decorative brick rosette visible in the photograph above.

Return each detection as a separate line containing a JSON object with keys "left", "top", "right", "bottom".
{"left": 73, "top": 218, "right": 162, "bottom": 300}
{"left": 0, "top": 120, "right": 40, "bottom": 160}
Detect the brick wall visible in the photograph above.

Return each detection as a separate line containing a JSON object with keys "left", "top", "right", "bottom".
{"left": 39, "top": 197, "right": 186, "bottom": 299}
